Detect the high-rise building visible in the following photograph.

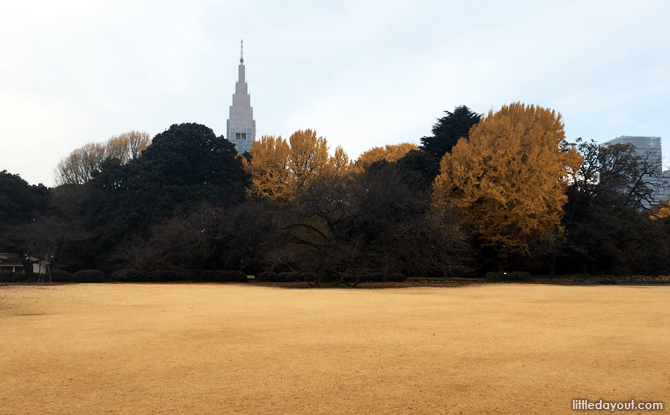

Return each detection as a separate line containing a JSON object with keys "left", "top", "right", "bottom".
{"left": 604, "top": 136, "right": 669, "bottom": 204}
{"left": 605, "top": 136, "right": 662, "bottom": 165}
{"left": 226, "top": 40, "right": 256, "bottom": 154}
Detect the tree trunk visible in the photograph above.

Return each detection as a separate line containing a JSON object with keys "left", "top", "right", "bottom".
{"left": 548, "top": 255, "right": 557, "bottom": 277}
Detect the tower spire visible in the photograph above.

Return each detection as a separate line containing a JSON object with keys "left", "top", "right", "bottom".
{"left": 227, "top": 40, "right": 255, "bottom": 154}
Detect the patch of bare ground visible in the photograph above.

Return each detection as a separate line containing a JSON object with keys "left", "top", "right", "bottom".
{"left": 1, "top": 283, "right": 668, "bottom": 414}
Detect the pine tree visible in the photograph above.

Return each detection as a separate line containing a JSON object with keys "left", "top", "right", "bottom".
{"left": 420, "top": 105, "right": 481, "bottom": 162}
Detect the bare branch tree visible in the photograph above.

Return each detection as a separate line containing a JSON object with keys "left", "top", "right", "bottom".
{"left": 54, "top": 131, "right": 151, "bottom": 186}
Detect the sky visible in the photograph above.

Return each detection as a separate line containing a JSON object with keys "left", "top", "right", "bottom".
{"left": 1, "top": 0, "right": 669, "bottom": 187}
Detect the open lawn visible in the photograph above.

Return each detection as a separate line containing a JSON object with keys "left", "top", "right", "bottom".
{"left": 0, "top": 283, "right": 668, "bottom": 414}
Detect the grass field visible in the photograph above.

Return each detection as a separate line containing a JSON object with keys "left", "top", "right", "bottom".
{"left": 1, "top": 283, "right": 668, "bottom": 414}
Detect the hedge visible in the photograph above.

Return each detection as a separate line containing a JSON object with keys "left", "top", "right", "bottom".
{"left": 0, "top": 272, "right": 32, "bottom": 282}
{"left": 49, "top": 270, "right": 73, "bottom": 282}
{"left": 255, "top": 271, "right": 277, "bottom": 282}
{"left": 201, "top": 270, "right": 248, "bottom": 282}
{"left": 0, "top": 272, "right": 18, "bottom": 282}
{"left": 110, "top": 269, "right": 195, "bottom": 283}
{"left": 110, "top": 269, "right": 143, "bottom": 282}
{"left": 71, "top": 270, "right": 105, "bottom": 283}
{"left": 254, "top": 270, "right": 407, "bottom": 284}
{"left": 485, "top": 271, "right": 532, "bottom": 282}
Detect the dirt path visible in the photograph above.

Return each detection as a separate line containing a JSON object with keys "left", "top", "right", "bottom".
{"left": 1, "top": 283, "right": 668, "bottom": 414}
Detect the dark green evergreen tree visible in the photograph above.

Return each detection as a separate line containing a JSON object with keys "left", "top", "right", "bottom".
{"left": 420, "top": 105, "right": 482, "bottom": 161}
{"left": 394, "top": 149, "right": 441, "bottom": 189}
{"left": 83, "top": 123, "right": 250, "bottom": 269}
{"left": 0, "top": 171, "right": 50, "bottom": 226}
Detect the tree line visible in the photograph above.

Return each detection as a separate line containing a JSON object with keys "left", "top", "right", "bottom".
{"left": 2, "top": 103, "right": 670, "bottom": 281}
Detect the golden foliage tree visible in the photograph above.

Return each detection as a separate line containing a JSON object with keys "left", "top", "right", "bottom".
{"left": 650, "top": 201, "right": 670, "bottom": 220}
{"left": 245, "top": 129, "right": 352, "bottom": 201}
{"left": 55, "top": 131, "right": 151, "bottom": 185}
{"left": 244, "top": 135, "right": 292, "bottom": 200}
{"left": 288, "top": 129, "right": 333, "bottom": 188}
{"left": 331, "top": 146, "right": 353, "bottom": 177}
{"left": 105, "top": 131, "right": 151, "bottom": 164}
{"left": 432, "top": 102, "right": 582, "bottom": 256}
{"left": 355, "top": 143, "right": 419, "bottom": 172}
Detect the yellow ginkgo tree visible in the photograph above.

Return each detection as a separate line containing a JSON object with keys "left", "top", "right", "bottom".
{"left": 432, "top": 102, "right": 582, "bottom": 257}
{"left": 244, "top": 129, "right": 352, "bottom": 201}
{"left": 243, "top": 135, "right": 293, "bottom": 200}
{"left": 354, "top": 143, "right": 419, "bottom": 172}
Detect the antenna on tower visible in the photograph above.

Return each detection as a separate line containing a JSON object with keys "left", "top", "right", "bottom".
{"left": 240, "top": 39, "right": 244, "bottom": 64}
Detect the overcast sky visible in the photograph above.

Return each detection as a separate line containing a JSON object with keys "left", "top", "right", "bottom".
{"left": 2, "top": 0, "right": 669, "bottom": 186}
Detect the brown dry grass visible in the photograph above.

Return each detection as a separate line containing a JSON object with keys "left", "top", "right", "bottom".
{"left": 0, "top": 283, "right": 668, "bottom": 414}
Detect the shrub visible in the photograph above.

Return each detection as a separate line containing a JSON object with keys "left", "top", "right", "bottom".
{"left": 295, "top": 271, "right": 317, "bottom": 283}
{"left": 316, "top": 269, "right": 344, "bottom": 284}
{"left": 147, "top": 270, "right": 178, "bottom": 282}
{"left": 110, "top": 269, "right": 143, "bottom": 282}
{"left": 255, "top": 271, "right": 277, "bottom": 282}
{"left": 201, "top": 270, "right": 248, "bottom": 282}
{"left": 342, "top": 272, "right": 361, "bottom": 284}
{"left": 200, "top": 270, "right": 215, "bottom": 282}
{"left": 486, "top": 271, "right": 531, "bottom": 282}
{"left": 49, "top": 270, "right": 73, "bottom": 282}
{"left": 226, "top": 270, "right": 248, "bottom": 282}
{"left": 345, "top": 269, "right": 399, "bottom": 283}
{"left": 388, "top": 273, "right": 407, "bottom": 282}
{"left": 12, "top": 272, "right": 32, "bottom": 282}
{"left": 276, "top": 272, "right": 299, "bottom": 282}
{"left": 255, "top": 270, "right": 406, "bottom": 285}
{"left": 509, "top": 271, "right": 531, "bottom": 282}
{"left": 72, "top": 270, "right": 105, "bottom": 283}
{"left": 173, "top": 269, "right": 195, "bottom": 281}
{"left": 256, "top": 271, "right": 308, "bottom": 282}
{"left": 353, "top": 269, "right": 385, "bottom": 283}
{"left": 144, "top": 269, "right": 194, "bottom": 282}
{"left": 0, "top": 272, "right": 17, "bottom": 283}
{"left": 485, "top": 271, "right": 502, "bottom": 282}
{"left": 272, "top": 264, "right": 292, "bottom": 274}
{"left": 186, "top": 269, "right": 201, "bottom": 282}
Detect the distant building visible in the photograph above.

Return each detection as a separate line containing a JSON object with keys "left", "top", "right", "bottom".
{"left": 0, "top": 253, "right": 47, "bottom": 274}
{"left": 603, "top": 136, "right": 670, "bottom": 204}
{"left": 226, "top": 40, "right": 256, "bottom": 154}
{"left": 0, "top": 253, "right": 24, "bottom": 273}
{"left": 605, "top": 136, "right": 662, "bottom": 165}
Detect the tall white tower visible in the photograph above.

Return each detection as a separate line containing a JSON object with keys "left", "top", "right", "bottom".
{"left": 226, "top": 40, "right": 256, "bottom": 154}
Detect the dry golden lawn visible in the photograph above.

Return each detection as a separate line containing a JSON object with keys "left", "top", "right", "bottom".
{"left": 0, "top": 283, "right": 668, "bottom": 415}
